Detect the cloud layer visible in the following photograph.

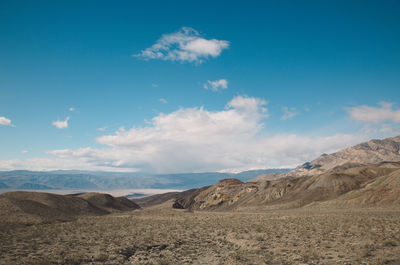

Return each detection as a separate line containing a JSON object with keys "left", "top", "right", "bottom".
{"left": 347, "top": 102, "right": 400, "bottom": 124}
{"left": 134, "top": 27, "right": 229, "bottom": 63}
{"left": 203, "top": 79, "right": 228, "bottom": 92}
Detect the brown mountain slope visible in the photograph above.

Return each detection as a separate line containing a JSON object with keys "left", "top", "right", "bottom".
{"left": 0, "top": 191, "right": 140, "bottom": 224}
{"left": 317, "top": 167, "right": 400, "bottom": 207}
{"left": 132, "top": 187, "right": 210, "bottom": 208}
{"left": 291, "top": 135, "right": 400, "bottom": 177}
{"left": 175, "top": 161, "right": 400, "bottom": 210}
{"left": 72, "top": 192, "right": 140, "bottom": 212}
{"left": 253, "top": 135, "right": 400, "bottom": 182}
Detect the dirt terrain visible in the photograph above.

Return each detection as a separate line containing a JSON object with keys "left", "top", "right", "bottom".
{"left": 0, "top": 191, "right": 140, "bottom": 224}
{"left": 1, "top": 202, "right": 399, "bottom": 265}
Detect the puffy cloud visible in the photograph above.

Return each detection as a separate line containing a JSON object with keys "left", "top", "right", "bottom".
{"left": 203, "top": 79, "right": 228, "bottom": 92}
{"left": 52, "top": 117, "right": 70, "bottom": 129}
{"left": 159, "top": 98, "right": 168, "bottom": 104}
{"left": 347, "top": 102, "right": 400, "bottom": 124}
{"left": 134, "top": 27, "right": 229, "bottom": 63}
{"left": 281, "top": 106, "right": 298, "bottom": 120}
{"left": 0, "top": 116, "right": 12, "bottom": 126}
{"left": 0, "top": 96, "right": 374, "bottom": 173}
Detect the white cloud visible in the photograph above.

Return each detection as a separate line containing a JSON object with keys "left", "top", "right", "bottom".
{"left": 69, "top": 107, "right": 75, "bottom": 112}
{"left": 134, "top": 27, "right": 229, "bottom": 64}
{"left": 52, "top": 117, "right": 70, "bottom": 129}
{"left": 203, "top": 79, "right": 228, "bottom": 92}
{"left": 98, "top": 126, "right": 107, "bottom": 132}
{"left": 159, "top": 98, "right": 168, "bottom": 104}
{"left": 0, "top": 95, "right": 374, "bottom": 173}
{"left": 281, "top": 106, "right": 298, "bottom": 120}
{"left": 347, "top": 102, "right": 400, "bottom": 124}
{"left": 21, "top": 150, "right": 28, "bottom": 154}
{"left": 0, "top": 116, "right": 12, "bottom": 126}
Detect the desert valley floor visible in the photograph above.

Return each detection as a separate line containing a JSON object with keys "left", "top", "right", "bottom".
{"left": 1, "top": 202, "right": 400, "bottom": 265}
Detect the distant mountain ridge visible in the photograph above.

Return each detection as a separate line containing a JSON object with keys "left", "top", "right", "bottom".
{"left": 0, "top": 168, "right": 290, "bottom": 191}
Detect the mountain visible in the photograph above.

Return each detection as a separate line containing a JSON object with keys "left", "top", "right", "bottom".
{"left": 132, "top": 187, "right": 210, "bottom": 208}
{"left": 0, "top": 191, "right": 140, "bottom": 224}
{"left": 252, "top": 135, "right": 400, "bottom": 182}
{"left": 0, "top": 168, "right": 290, "bottom": 191}
{"left": 290, "top": 135, "right": 400, "bottom": 177}
{"left": 174, "top": 161, "right": 400, "bottom": 211}
{"left": 171, "top": 135, "right": 400, "bottom": 211}
{"left": 72, "top": 192, "right": 140, "bottom": 213}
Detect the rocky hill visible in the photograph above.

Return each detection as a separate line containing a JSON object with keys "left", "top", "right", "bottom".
{"left": 0, "top": 191, "right": 140, "bottom": 224}
{"left": 290, "top": 135, "right": 400, "bottom": 177}
{"left": 174, "top": 161, "right": 400, "bottom": 210}
{"left": 171, "top": 135, "right": 400, "bottom": 211}
{"left": 252, "top": 135, "right": 400, "bottom": 182}
{"left": 132, "top": 187, "right": 209, "bottom": 208}
{"left": 71, "top": 192, "right": 140, "bottom": 213}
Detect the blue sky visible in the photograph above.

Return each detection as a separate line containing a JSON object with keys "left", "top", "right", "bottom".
{"left": 1, "top": 0, "right": 400, "bottom": 173}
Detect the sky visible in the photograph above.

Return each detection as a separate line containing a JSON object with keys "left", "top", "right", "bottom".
{"left": 0, "top": 0, "right": 400, "bottom": 173}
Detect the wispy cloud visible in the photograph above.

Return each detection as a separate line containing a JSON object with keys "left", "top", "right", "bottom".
{"left": 0, "top": 116, "right": 12, "bottom": 126}
{"left": 134, "top": 27, "right": 229, "bottom": 64}
{"left": 69, "top": 107, "right": 75, "bottom": 112}
{"left": 203, "top": 79, "right": 228, "bottom": 92}
{"left": 281, "top": 106, "right": 298, "bottom": 120}
{"left": 159, "top": 98, "right": 168, "bottom": 104}
{"left": 21, "top": 150, "right": 28, "bottom": 154}
{"left": 52, "top": 117, "right": 70, "bottom": 129}
{"left": 347, "top": 102, "right": 400, "bottom": 124}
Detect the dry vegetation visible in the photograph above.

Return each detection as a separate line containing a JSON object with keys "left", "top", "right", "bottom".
{"left": 1, "top": 202, "right": 400, "bottom": 265}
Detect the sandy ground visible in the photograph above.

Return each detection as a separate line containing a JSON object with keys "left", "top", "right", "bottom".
{"left": 1, "top": 203, "right": 400, "bottom": 265}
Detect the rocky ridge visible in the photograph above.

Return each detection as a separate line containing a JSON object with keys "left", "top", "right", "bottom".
{"left": 173, "top": 135, "right": 400, "bottom": 211}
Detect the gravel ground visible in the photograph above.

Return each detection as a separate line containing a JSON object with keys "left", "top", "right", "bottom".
{"left": 1, "top": 203, "right": 400, "bottom": 265}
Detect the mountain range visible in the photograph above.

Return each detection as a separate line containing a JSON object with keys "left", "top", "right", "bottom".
{"left": 0, "top": 169, "right": 290, "bottom": 191}
{"left": 135, "top": 135, "right": 400, "bottom": 210}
